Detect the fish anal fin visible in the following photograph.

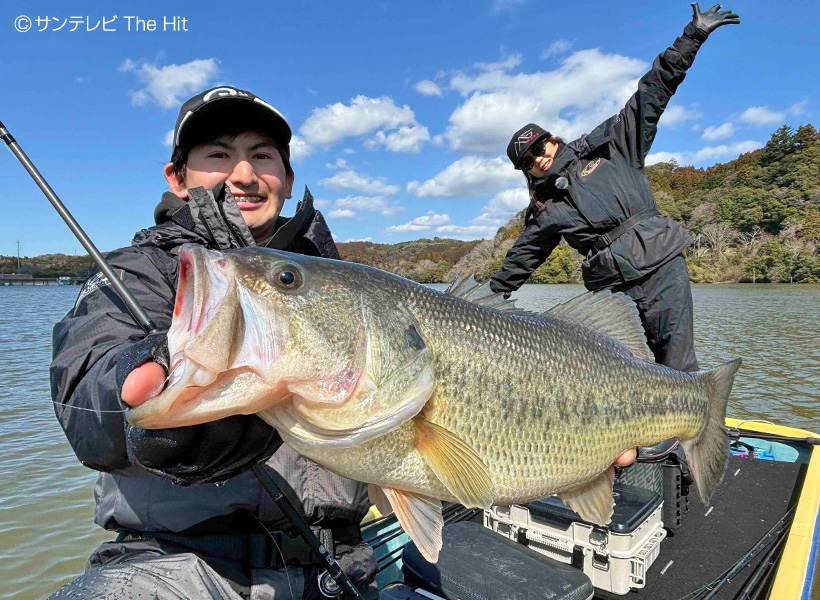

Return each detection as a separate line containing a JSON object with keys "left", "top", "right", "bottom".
{"left": 546, "top": 290, "right": 651, "bottom": 361}
{"left": 559, "top": 466, "right": 616, "bottom": 526}
{"left": 382, "top": 487, "right": 443, "bottom": 563}
{"left": 414, "top": 416, "right": 493, "bottom": 509}
{"left": 368, "top": 484, "right": 393, "bottom": 517}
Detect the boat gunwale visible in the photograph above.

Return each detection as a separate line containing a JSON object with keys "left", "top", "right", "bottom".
{"left": 725, "top": 417, "right": 820, "bottom": 599}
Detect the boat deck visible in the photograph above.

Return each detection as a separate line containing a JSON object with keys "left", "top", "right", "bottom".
{"left": 596, "top": 455, "right": 804, "bottom": 600}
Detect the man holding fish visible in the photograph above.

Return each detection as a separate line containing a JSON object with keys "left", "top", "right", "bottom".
{"left": 50, "top": 87, "right": 380, "bottom": 599}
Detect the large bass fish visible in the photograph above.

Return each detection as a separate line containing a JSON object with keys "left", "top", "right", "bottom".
{"left": 128, "top": 245, "right": 741, "bottom": 562}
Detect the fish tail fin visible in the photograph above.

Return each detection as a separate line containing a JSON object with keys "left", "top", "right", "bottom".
{"left": 681, "top": 358, "right": 742, "bottom": 505}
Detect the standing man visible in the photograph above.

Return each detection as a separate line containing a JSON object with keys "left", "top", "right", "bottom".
{"left": 491, "top": 4, "right": 740, "bottom": 373}
{"left": 50, "top": 87, "right": 376, "bottom": 599}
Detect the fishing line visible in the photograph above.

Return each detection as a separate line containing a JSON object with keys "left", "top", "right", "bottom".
{"left": 50, "top": 402, "right": 128, "bottom": 413}
{"left": 49, "top": 371, "right": 176, "bottom": 413}
{"left": 249, "top": 512, "right": 297, "bottom": 600}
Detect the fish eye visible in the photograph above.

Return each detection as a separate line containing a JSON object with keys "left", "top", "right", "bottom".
{"left": 273, "top": 265, "right": 303, "bottom": 291}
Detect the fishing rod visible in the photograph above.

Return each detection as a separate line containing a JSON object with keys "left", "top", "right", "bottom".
{"left": 1, "top": 119, "right": 363, "bottom": 600}
{"left": 0, "top": 121, "right": 157, "bottom": 334}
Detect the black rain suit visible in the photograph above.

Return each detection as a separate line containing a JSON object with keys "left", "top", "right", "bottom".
{"left": 490, "top": 33, "right": 704, "bottom": 372}
{"left": 49, "top": 184, "right": 377, "bottom": 599}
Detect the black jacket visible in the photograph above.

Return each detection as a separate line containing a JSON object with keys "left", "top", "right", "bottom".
{"left": 491, "top": 33, "right": 701, "bottom": 293}
{"left": 50, "top": 184, "right": 373, "bottom": 537}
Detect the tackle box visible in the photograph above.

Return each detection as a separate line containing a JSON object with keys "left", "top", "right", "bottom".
{"left": 402, "top": 521, "right": 594, "bottom": 600}
{"left": 484, "top": 483, "right": 666, "bottom": 595}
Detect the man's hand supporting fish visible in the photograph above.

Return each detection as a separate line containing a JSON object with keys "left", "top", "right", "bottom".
{"left": 127, "top": 245, "right": 740, "bottom": 563}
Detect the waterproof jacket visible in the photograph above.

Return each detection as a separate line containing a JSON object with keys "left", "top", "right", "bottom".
{"left": 50, "top": 183, "right": 372, "bottom": 536}
{"left": 491, "top": 33, "right": 701, "bottom": 293}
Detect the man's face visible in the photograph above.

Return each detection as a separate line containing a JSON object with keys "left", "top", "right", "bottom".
{"left": 165, "top": 131, "right": 294, "bottom": 242}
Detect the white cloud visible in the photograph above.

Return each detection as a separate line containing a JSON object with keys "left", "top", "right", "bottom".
{"left": 386, "top": 211, "right": 452, "bottom": 233}
{"left": 789, "top": 100, "right": 808, "bottom": 115}
{"left": 475, "top": 54, "right": 523, "bottom": 73}
{"left": 434, "top": 224, "right": 499, "bottom": 239}
{"left": 299, "top": 95, "right": 416, "bottom": 145}
{"left": 541, "top": 39, "right": 573, "bottom": 60}
{"left": 120, "top": 58, "right": 219, "bottom": 109}
{"left": 644, "top": 151, "right": 687, "bottom": 166}
{"left": 739, "top": 106, "right": 785, "bottom": 126}
{"left": 329, "top": 209, "right": 356, "bottom": 219}
{"left": 162, "top": 128, "right": 175, "bottom": 147}
{"left": 334, "top": 195, "right": 403, "bottom": 216}
{"left": 326, "top": 158, "right": 348, "bottom": 170}
{"left": 365, "top": 125, "right": 430, "bottom": 153}
{"left": 385, "top": 188, "right": 525, "bottom": 240}
{"left": 702, "top": 122, "right": 735, "bottom": 141}
{"left": 414, "top": 80, "right": 443, "bottom": 97}
{"left": 319, "top": 169, "right": 400, "bottom": 195}
{"left": 344, "top": 237, "right": 373, "bottom": 243}
{"left": 444, "top": 48, "right": 647, "bottom": 152}
{"left": 289, "top": 135, "right": 312, "bottom": 162}
{"left": 470, "top": 187, "right": 530, "bottom": 227}
{"left": 646, "top": 140, "right": 763, "bottom": 166}
{"left": 313, "top": 198, "right": 332, "bottom": 210}
{"left": 407, "top": 155, "right": 521, "bottom": 198}
{"left": 692, "top": 141, "right": 763, "bottom": 161}
{"left": 661, "top": 104, "right": 701, "bottom": 128}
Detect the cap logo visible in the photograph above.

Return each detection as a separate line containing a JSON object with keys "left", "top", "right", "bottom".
{"left": 203, "top": 87, "right": 251, "bottom": 101}
{"left": 515, "top": 129, "right": 540, "bottom": 157}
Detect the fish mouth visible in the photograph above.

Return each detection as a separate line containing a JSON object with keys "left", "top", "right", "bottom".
{"left": 127, "top": 362, "right": 288, "bottom": 429}
{"left": 127, "top": 245, "right": 289, "bottom": 429}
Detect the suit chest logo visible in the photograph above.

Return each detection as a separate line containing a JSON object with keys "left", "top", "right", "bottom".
{"left": 581, "top": 157, "right": 601, "bottom": 177}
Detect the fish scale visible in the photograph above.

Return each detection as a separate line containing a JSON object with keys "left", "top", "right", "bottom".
{"left": 409, "top": 286, "right": 691, "bottom": 492}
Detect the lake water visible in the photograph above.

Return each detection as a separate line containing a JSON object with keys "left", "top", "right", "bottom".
{"left": 0, "top": 284, "right": 818, "bottom": 599}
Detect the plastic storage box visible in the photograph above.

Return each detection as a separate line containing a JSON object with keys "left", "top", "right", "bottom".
{"left": 484, "top": 483, "right": 666, "bottom": 595}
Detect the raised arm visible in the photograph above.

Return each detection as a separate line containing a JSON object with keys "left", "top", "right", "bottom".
{"left": 614, "top": 3, "right": 739, "bottom": 166}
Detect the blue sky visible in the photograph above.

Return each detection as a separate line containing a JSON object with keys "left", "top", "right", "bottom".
{"left": 1, "top": 0, "right": 817, "bottom": 257}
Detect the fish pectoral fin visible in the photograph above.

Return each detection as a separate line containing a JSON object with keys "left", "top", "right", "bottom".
{"left": 414, "top": 416, "right": 493, "bottom": 509}
{"left": 382, "top": 487, "right": 443, "bottom": 563}
{"left": 558, "top": 466, "right": 616, "bottom": 527}
{"left": 368, "top": 484, "right": 394, "bottom": 517}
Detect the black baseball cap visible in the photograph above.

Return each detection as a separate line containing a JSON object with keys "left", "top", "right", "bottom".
{"left": 507, "top": 123, "right": 550, "bottom": 169}
{"left": 172, "top": 86, "right": 292, "bottom": 160}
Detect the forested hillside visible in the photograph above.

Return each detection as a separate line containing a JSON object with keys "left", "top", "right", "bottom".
{"left": 6, "top": 124, "right": 819, "bottom": 284}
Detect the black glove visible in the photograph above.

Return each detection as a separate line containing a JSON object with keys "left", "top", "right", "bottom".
{"left": 116, "top": 333, "right": 282, "bottom": 486}
{"left": 488, "top": 280, "right": 512, "bottom": 299}
{"left": 684, "top": 3, "right": 740, "bottom": 42}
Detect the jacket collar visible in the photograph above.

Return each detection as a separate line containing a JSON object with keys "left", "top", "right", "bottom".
{"left": 147, "top": 184, "right": 318, "bottom": 252}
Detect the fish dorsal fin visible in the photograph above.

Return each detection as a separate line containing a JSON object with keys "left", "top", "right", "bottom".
{"left": 545, "top": 290, "right": 651, "bottom": 360}
{"left": 445, "top": 275, "right": 527, "bottom": 314}
{"left": 381, "top": 487, "right": 444, "bottom": 563}
{"left": 414, "top": 415, "right": 493, "bottom": 509}
{"left": 558, "top": 466, "right": 616, "bottom": 526}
